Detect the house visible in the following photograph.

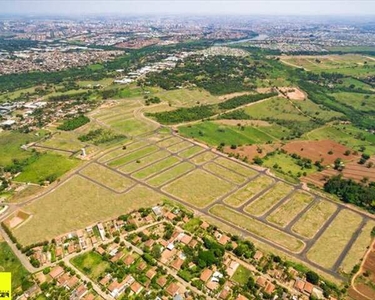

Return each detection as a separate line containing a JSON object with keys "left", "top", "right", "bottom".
{"left": 146, "top": 268, "right": 157, "bottom": 280}
{"left": 152, "top": 205, "right": 162, "bottom": 216}
{"left": 49, "top": 266, "right": 64, "bottom": 279}
{"left": 180, "top": 234, "right": 192, "bottom": 245}
{"left": 71, "top": 284, "right": 88, "bottom": 300}
{"left": 200, "top": 221, "right": 210, "bottom": 230}
{"left": 123, "top": 254, "right": 135, "bottom": 266}
{"left": 200, "top": 269, "right": 213, "bottom": 282}
{"left": 294, "top": 279, "right": 305, "bottom": 292}
{"left": 253, "top": 250, "right": 263, "bottom": 261}
{"left": 304, "top": 281, "right": 314, "bottom": 294}
{"left": 219, "top": 287, "right": 230, "bottom": 299}
{"left": 66, "top": 276, "right": 79, "bottom": 290}
{"left": 97, "top": 223, "right": 106, "bottom": 241}
{"left": 156, "top": 276, "right": 167, "bottom": 288}
{"left": 218, "top": 234, "right": 231, "bottom": 245}
{"left": 236, "top": 295, "right": 248, "bottom": 300}
{"left": 226, "top": 260, "right": 239, "bottom": 277}
{"left": 171, "top": 258, "right": 184, "bottom": 271}
{"left": 166, "top": 282, "right": 180, "bottom": 296}
{"left": 130, "top": 281, "right": 143, "bottom": 295}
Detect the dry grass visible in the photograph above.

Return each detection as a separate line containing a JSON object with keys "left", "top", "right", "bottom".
{"left": 118, "top": 150, "right": 169, "bottom": 174}
{"left": 80, "top": 163, "right": 135, "bottom": 192}
{"left": 210, "top": 204, "right": 304, "bottom": 253}
{"left": 147, "top": 162, "right": 195, "bottom": 187}
{"left": 267, "top": 191, "right": 314, "bottom": 228}
{"left": 307, "top": 210, "right": 363, "bottom": 269}
{"left": 98, "top": 140, "right": 148, "bottom": 163}
{"left": 214, "top": 157, "right": 257, "bottom": 177}
{"left": 245, "top": 182, "right": 294, "bottom": 217}
{"left": 292, "top": 200, "right": 337, "bottom": 239}
{"left": 203, "top": 162, "right": 246, "bottom": 184}
{"left": 162, "top": 169, "right": 234, "bottom": 208}
{"left": 108, "top": 145, "right": 159, "bottom": 167}
{"left": 13, "top": 176, "right": 165, "bottom": 245}
{"left": 167, "top": 141, "right": 193, "bottom": 153}
{"left": 132, "top": 156, "right": 181, "bottom": 180}
{"left": 223, "top": 175, "right": 274, "bottom": 207}
{"left": 340, "top": 220, "right": 375, "bottom": 274}
{"left": 190, "top": 151, "right": 217, "bottom": 165}
{"left": 156, "top": 136, "right": 182, "bottom": 148}
{"left": 178, "top": 145, "right": 205, "bottom": 159}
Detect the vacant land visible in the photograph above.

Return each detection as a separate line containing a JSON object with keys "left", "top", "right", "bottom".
{"left": 108, "top": 145, "right": 159, "bottom": 167}
{"left": 15, "top": 153, "right": 80, "bottom": 184}
{"left": 162, "top": 169, "right": 234, "bottom": 208}
{"left": 340, "top": 221, "right": 375, "bottom": 274}
{"left": 147, "top": 162, "right": 195, "bottom": 187}
{"left": 156, "top": 136, "right": 182, "bottom": 148}
{"left": 155, "top": 88, "right": 220, "bottom": 107}
{"left": 167, "top": 141, "right": 192, "bottom": 153}
{"left": 190, "top": 151, "right": 217, "bottom": 165}
{"left": 223, "top": 175, "right": 274, "bottom": 207}
{"left": 98, "top": 140, "right": 148, "bottom": 163}
{"left": 282, "top": 140, "right": 358, "bottom": 165}
{"left": 203, "top": 162, "right": 246, "bottom": 184}
{"left": 80, "top": 163, "right": 135, "bottom": 192}
{"left": 245, "top": 182, "right": 294, "bottom": 217}
{"left": 307, "top": 210, "right": 363, "bottom": 269}
{"left": 118, "top": 150, "right": 169, "bottom": 174}
{"left": 13, "top": 176, "right": 165, "bottom": 245}
{"left": 215, "top": 157, "right": 257, "bottom": 177}
{"left": 210, "top": 205, "right": 304, "bottom": 252}
{"left": 0, "top": 242, "right": 29, "bottom": 289}
{"left": 267, "top": 192, "right": 314, "bottom": 228}
{"left": 292, "top": 200, "right": 337, "bottom": 239}
{"left": 132, "top": 156, "right": 181, "bottom": 180}
{"left": 231, "top": 264, "right": 252, "bottom": 284}
{"left": 71, "top": 251, "right": 110, "bottom": 280}
{"left": 178, "top": 145, "right": 204, "bottom": 159}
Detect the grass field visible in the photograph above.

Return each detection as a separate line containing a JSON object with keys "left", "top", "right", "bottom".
{"left": 13, "top": 176, "right": 165, "bottom": 245}
{"left": 223, "top": 175, "right": 274, "bottom": 207}
{"left": 190, "top": 151, "right": 217, "bottom": 165}
{"left": 340, "top": 221, "right": 375, "bottom": 274}
{"left": 178, "top": 145, "right": 204, "bottom": 159}
{"left": 156, "top": 136, "right": 183, "bottom": 147}
{"left": 331, "top": 92, "right": 375, "bottom": 112}
{"left": 178, "top": 121, "right": 280, "bottom": 147}
{"left": 15, "top": 153, "right": 80, "bottom": 184}
{"left": 147, "top": 162, "right": 195, "bottom": 187}
{"left": 155, "top": 88, "right": 220, "bottom": 107}
{"left": 132, "top": 156, "right": 181, "bottom": 179}
{"left": 118, "top": 150, "right": 170, "bottom": 174}
{"left": 263, "top": 153, "right": 319, "bottom": 178}
{"left": 292, "top": 200, "right": 337, "bottom": 239}
{"left": 210, "top": 205, "right": 304, "bottom": 252}
{"left": 71, "top": 251, "right": 110, "bottom": 280}
{"left": 40, "top": 130, "right": 88, "bottom": 152}
{"left": 203, "top": 162, "right": 246, "bottom": 184}
{"left": 214, "top": 157, "right": 257, "bottom": 177}
{"left": 98, "top": 140, "right": 148, "bottom": 163}
{"left": 162, "top": 169, "right": 234, "bottom": 208}
{"left": 80, "top": 163, "right": 135, "bottom": 192}
{"left": 267, "top": 191, "right": 314, "bottom": 228}
{"left": 245, "top": 182, "right": 294, "bottom": 216}
{"left": 0, "top": 242, "right": 29, "bottom": 289}
{"left": 108, "top": 145, "right": 159, "bottom": 167}
{"left": 231, "top": 264, "right": 252, "bottom": 284}
{"left": 292, "top": 98, "right": 344, "bottom": 121}
{"left": 307, "top": 210, "right": 363, "bottom": 269}
{"left": 0, "top": 131, "right": 43, "bottom": 167}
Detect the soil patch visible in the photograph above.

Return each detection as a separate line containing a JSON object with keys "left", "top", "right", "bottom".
{"left": 224, "top": 144, "right": 279, "bottom": 162}
{"left": 278, "top": 87, "right": 306, "bottom": 100}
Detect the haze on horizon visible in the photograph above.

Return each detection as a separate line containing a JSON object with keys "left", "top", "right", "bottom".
{"left": 2, "top": 0, "right": 375, "bottom": 16}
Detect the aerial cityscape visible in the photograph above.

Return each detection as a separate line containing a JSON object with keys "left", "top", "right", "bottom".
{"left": 1, "top": 1, "right": 375, "bottom": 300}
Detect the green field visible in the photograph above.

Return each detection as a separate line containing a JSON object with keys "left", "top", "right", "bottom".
{"left": 190, "top": 151, "right": 217, "bottom": 165}
{"left": 118, "top": 150, "right": 170, "bottom": 174}
{"left": 245, "top": 182, "right": 294, "bottom": 216}
{"left": 132, "top": 156, "right": 181, "bottom": 179}
{"left": 71, "top": 251, "right": 110, "bottom": 280}
{"left": 0, "top": 242, "right": 30, "bottom": 289}
{"left": 15, "top": 153, "right": 80, "bottom": 184}
{"left": 178, "top": 145, "right": 204, "bottom": 159}
{"left": 331, "top": 92, "right": 375, "bottom": 112}
{"left": 162, "top": 169, "right": 234, "bottom": 208}
{"left": 166, "top": 141, "right": 192, "bottom": 153}
{"left": 179, "top": 121, "right": 279, "bottom": 146}
{"left": 0, "top": 131, "right": 43, "bottom": 167}
{"left": 108, "top": 145, "right": 159, "bottom": 167}
{"left": 231, "top": 264, "right": 252, "bottom": 284}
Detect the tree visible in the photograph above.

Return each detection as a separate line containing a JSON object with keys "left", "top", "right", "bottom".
{"left": 306, "top": 271, "right": 319, "bottom": 285}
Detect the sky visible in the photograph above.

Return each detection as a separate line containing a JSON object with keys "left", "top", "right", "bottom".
{"left": 2, "top": 0, "right": 375, "bottom": 16}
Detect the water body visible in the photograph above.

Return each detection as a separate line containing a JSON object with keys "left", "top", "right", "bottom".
{"left": 215, "top": 34, "right": 269, "bottom": 45}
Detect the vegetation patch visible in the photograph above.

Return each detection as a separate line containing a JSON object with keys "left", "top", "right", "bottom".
{"left": 178, "top": 145, "right": 205, "bottom": 159}
{"left": 147, "top": 162, "right": 195, "bottom": 187}
{"left": 57, "top": 115, "right": 90, "bottom": 131}
{"left": 108, "top": 145, "right": 159, "bottom": 167}
{"left": 203, "top": 162, "right": 246, "bottom": 184}
{"left": 78, "top": 128, "right": 126, "bottom": 145}
{"left": 71, "top": 251, "right": 110, "bottom": 280}
{"left": 214, "top": 157, "right": 257, "bottom": 177}
{"left": 118, "top": 150, "right": 169, "bottom": 174}
{"left": 132, "top": 156, "right": 181, "bottom": 180}
{"left": 231, "top": 264, "right": 253, "bottom": 284}
{"left": 190, "top": 151, "right": 217, "bottom": 165}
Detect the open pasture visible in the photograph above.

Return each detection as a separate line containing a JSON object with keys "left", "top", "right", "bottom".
{"left": 307, "top": 210, "right": 364, "bottom": 269}
{"left": 162, "top": 169, "right": 234, "bottom": 208}
{"left": 245, "top": 182, "right": 294, "bottom": 217}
